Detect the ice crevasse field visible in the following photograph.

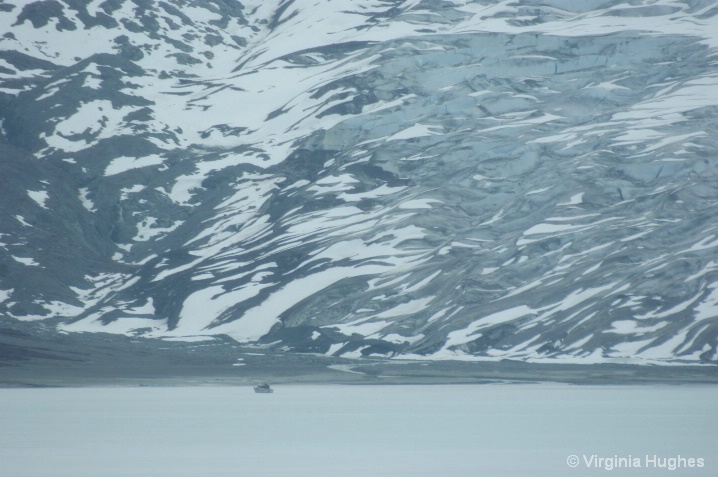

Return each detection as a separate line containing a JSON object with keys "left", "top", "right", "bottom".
{"left": 1, "top": 384, "right": 716, "bottom": 477}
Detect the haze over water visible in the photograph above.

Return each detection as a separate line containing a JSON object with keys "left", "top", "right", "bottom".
{"left": 1, "top": 384, "right": 715, "bottom": 477}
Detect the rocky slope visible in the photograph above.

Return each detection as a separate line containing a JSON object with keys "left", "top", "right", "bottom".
{"left": 1, "top": 0, "right": 717, "bottom": 365}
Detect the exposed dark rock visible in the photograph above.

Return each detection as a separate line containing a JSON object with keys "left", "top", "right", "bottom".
{"left": 0, "top": 0, "right": 716, "bottom": 367}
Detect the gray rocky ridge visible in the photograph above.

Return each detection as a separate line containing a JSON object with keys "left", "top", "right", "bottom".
{"left": 0, "top": 0, "right": 717, "bottom": 366}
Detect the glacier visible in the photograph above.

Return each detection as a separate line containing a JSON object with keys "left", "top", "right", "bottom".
{"left": 1, "top": 0, "right": 717, "bottom": 365}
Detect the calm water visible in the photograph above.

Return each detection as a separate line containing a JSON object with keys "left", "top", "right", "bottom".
{"left": 1, "top": 384, "right": 715, "bottom": 476}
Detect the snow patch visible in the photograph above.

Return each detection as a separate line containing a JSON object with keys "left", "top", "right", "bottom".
{"left": 0, "top": 288, "right": 13, "bottom": 304}
{"left": 78, "top": 188, "right": 96, "bottom": 212}
{"left": 385, "top": 123, "right": 443, "bottom": 141}
{"left": 12, "top": 256, "right": 40, "bottom": 267}
{"left": 105, "top": 155, "right": 165, "bottom": 176}
{"left": 27, "top": 190, "right": 49, "bottom": 209}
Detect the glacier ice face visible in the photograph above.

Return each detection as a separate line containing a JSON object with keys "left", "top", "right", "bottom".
{"left": 0, "top": 0, "right": 717, "bottom": 364}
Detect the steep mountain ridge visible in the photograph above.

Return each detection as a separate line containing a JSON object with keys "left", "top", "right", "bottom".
{"left": 1, "top": 0, "right": 717, "bottom": 365}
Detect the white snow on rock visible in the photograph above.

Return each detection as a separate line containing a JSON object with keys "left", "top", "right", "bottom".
{"left": 0, "top": 288, "right": 13, "bottom": 304}
{"left": 105, "top": 155, "right": 166, "bottom": 176}
{"left": 27, "top": 190, "right": 49, "bottom": 209}
{"left": 1, "top": 0, "right": 716, "bottom": 365}
{"left": 12, "top": 256, "right": 40, "bottom": 267}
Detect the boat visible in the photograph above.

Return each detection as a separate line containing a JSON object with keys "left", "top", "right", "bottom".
{"left": 254, "top": 383, "right": 274, "bottom": 393}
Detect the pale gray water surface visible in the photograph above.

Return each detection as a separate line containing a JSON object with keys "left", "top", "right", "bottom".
{"left": 1, "top": 384, "right": 715, "bottom": 477}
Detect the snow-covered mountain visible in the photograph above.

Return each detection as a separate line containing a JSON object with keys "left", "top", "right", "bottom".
{"left": 1, "top": 0, "right": 717, "bottom": 365}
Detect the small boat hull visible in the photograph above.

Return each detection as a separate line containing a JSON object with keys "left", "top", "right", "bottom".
{"left": 254, "top": 383, "right": 274, "bottom": 393}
